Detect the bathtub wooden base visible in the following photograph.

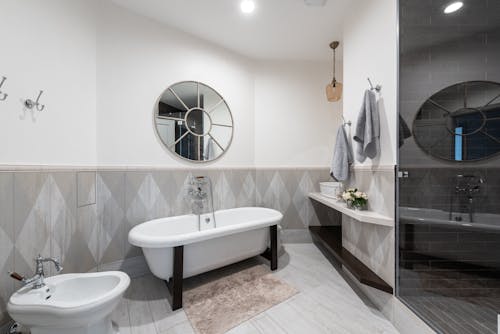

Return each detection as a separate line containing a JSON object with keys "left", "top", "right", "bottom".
{"left": 164, "top": 245, "right": 184, "bottom": 311}
{"left": 164, "top": 225, "right": 278, "bottom": 311}
{"left": 260, "top": 225, "right": 278, "bottom": 270}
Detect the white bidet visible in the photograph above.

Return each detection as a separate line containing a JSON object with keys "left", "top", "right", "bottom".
{"left": 7, "top": 271, "right": 130, "bottom": 334}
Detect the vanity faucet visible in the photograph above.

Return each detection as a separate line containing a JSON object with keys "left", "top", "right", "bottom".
{"left": 9, "top": 254, "right": 63, "bottom": 289}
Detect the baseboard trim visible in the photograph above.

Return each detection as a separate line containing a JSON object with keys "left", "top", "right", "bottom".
{"left": 281, "top": 229, "right": 313, "bottom": 244}
{"left": 94, "top": 256, "right": 151, "bottom": 278}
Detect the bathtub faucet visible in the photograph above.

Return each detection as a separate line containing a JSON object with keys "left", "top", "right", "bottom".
{"left": 187, "top": 176, "right": 212, "bottom": 215}
{"left": 188, "top": 176, "right": 209, "bottom": 202}
{"left": 187, "top": 176, "right": 216, "bottom": 228}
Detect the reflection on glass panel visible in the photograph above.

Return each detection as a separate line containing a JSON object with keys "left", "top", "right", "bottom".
{"left": 413, "top": 81, "right": 500, "bottom": 161}
{"left": 155, "top": 81, "right": 233, "bottom": 162}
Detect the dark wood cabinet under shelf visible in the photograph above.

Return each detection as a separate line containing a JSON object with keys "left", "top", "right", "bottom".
{"left": 309, "top": 226, "right": 393, "bottom": 294}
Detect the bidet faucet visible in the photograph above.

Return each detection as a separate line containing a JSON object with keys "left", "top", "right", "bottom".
{"left": 9, "top": 254, "right": 63, "bottom": 289}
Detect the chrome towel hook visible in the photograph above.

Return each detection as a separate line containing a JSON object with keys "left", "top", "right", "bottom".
{"left": 0, "top": 76, "right": 8, "bottom": 101}
{"left": 342, "top": 115, "right": 352, "bottom": 127}
{"left": 367, "top": 77, "right": 382, "bottom": 92}
{"left": 24, "top": 90, "right": 45, "bottom": 111}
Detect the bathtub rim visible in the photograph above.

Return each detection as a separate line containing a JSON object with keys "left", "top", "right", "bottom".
{"left": 399, "top": 206, "right": 500, "bottom": 232}
{"left": 128, "top": 207, "right": 283, "bottom": 248}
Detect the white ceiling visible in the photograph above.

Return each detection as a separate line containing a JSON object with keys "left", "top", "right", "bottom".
{"left": 111, "top": 0, "right": 351, "bottom": 61}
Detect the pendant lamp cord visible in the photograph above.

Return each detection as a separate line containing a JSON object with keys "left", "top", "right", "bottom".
{"left": 332, "top": 48, "right": 336, "bottom": 87}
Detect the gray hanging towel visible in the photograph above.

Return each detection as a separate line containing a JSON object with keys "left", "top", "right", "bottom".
{"left": 330, "top": 126, "right": 353, "bottom": 181}
{"left": 353, "top": 90, "right": 379, "bottom": 162}
{"left": 399, "top": 114, "right": 412, "bottom": 147}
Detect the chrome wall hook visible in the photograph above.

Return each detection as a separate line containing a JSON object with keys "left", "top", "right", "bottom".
{"left": 0, "top": 76, "right": 8, "bottom": 101}
{"left": 24, "top": 90, "right": 45, "bottom": 111}
{"left": 342, "top": 115, "right": 352, "bottom": 127}
{"left": 367, "top": 77, "right": 382, "bottom": 92}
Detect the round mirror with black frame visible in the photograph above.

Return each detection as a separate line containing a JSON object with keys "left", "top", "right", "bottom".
{"left": 154, "top": 81, "right": 234, "bottom": 162}
{"left": 413, "top": 81, "right": 500, "bottom": 162}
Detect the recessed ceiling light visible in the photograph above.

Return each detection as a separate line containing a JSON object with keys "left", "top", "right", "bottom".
{"left": 240, "top": 0, "right": 256, "bottom": 14}
{"left": 444, "top": 1, "right": 463, "bottom": 14}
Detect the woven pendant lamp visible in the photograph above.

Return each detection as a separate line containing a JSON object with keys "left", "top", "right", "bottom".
{"left": 326, "top": 41, "right": 342, "bottom": 102}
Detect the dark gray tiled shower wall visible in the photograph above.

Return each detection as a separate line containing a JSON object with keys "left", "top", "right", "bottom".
{"left": 0, "top": 167, "right": 331, "bottom": 328}
{"left": 399, "top": 167, "right": 500, "bottom": 214}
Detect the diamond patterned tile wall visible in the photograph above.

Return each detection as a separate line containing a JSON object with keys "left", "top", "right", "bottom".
{"left": 97, "top": 172, "right": 126, "bottom": 265}
{"left": 13, "top": 173, "right": 51, "bottom": 281}
{"left": 0, "top": 166, "right": 330, "bottom": 327}
{"left": 50, "top": 173, "right": 77, "bottom": 275}
{"left": 0, "top": 173, "right": 14, "bottom": 328}
{"left": 344, "top": 168, "right": 395, "bottom": 218}
{"left": 77, "top": 172, "right": 96, "bottom": 207}
{"left": 256, "top": 168, "right": 332, "bottom": 229}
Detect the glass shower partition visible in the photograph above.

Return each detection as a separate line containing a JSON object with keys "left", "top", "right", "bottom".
{"left": 397, "top": 1, "right": 500, "bottom": 333}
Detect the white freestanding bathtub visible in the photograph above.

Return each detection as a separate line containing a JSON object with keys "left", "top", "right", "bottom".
{"left": 128, "top": 207, "right": 283, "bottom": 280}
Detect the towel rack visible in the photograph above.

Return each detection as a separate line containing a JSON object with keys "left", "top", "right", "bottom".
{"left": 367, "top": 78, "right": 382, "bottom": 92}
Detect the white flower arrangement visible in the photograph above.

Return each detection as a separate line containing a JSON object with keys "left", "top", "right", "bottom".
{"left": 341, "top": 188, "right": 368, "bottom": 209}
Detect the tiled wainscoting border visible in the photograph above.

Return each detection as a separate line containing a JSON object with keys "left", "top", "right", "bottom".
{"left": 0, "top": 165, "right": 332, "bottom": 327}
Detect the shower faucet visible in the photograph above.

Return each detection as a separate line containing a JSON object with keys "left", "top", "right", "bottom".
{"left": 451, "top": 175, "right": 484, "bottom": 223}
{"left": 455, "top": 175, "right": 483, "bottom": 195}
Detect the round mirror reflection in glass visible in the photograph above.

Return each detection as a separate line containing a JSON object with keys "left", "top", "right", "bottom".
{"left": 154, "top": 81, "right": 234, "bottom": 162}
{"left": 413, "top": 81, "right": 500, "bottom": 162}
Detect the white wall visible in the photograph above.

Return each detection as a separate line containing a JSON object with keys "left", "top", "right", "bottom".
{"left": 254, "top": 60, "right": 342, "bottom": 167}
{"left": 0, "top": 0, "right": 97, "bottom": 166}
{"left": 96, "top": 2, "right": 341, "bottom": 168}
{"left": 96, "top": 1, "right": 256, "bottom": 167}
{"left": 0, "top": 0, "right": 342, "bottom": 168}
{"left": 340, "top": 0, "right": 398, "bottom": 300}
{"left": 342, "top": 0, "right": 398, "bottom": 167}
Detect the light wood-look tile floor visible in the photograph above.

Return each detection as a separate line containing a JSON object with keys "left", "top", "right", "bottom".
{"left": 112, "top": 243, "right": 400, "bottom": 334}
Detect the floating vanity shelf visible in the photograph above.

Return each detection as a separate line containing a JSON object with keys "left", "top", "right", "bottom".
{"left": 308, "top": 193, "right": 393, "bottom": 227}
{"left": 309, "top": 226, "right": 393, "bottom": 294}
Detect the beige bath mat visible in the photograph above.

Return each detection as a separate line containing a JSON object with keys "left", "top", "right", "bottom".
{"left": 183, "top": 264, "right": 298, "bottom": 334}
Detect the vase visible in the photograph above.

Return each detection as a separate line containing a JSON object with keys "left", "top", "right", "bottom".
{"left": 347, "top": 201, "right": 366, "bottom": 211}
